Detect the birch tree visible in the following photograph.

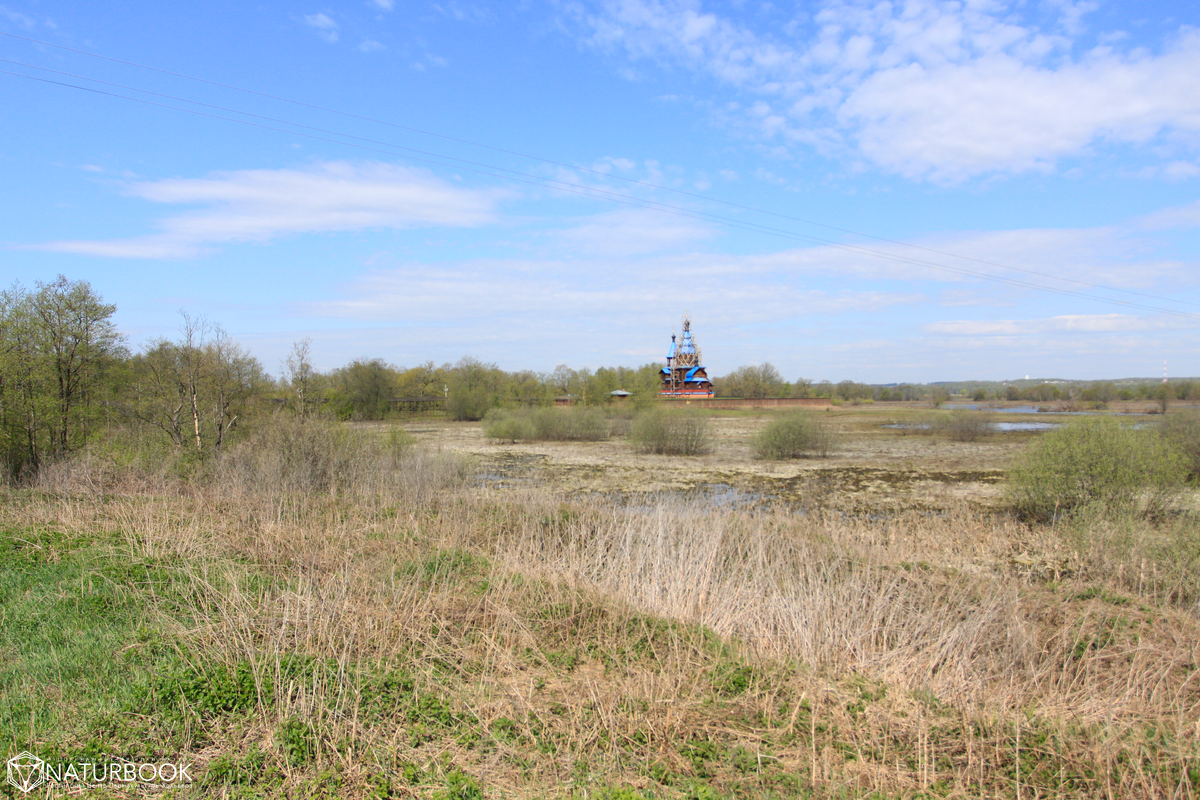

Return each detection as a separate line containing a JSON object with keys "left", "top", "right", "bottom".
{"left": 127, "top": 314, "right": 265, "bottom": 452}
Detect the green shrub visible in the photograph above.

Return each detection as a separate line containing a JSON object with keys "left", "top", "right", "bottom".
{"left": 752, "top": 411, "right": 834, "bottom": 459}
{"left": 931, "top": 410, "right": 992, "bottom": 442}
{"left": 482, "top": 409, "right": 536, "bottom": 443}
{"left": 531, "top": 406, "right": 608, "bottom": 441}
{"left": 1159, "top": 410, "right": 1200, "bottom": 476}
{"left": 1008, "top": 417, "right": 1188, "bottom": 520}
{"left": 446, "top": 386, "right": 497, "bottom": 421}
{"left": 483, "top": 406, "right": 609, "bottom": 443}
{"left": 630, "top": 407, "right": 711, "bottom": 455}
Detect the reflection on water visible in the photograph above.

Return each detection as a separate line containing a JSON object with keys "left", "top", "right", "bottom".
{"left": 475, "top": 456, "right": 769, "bottom": 511}
{"left": 994, "top": 406, "right": 1146, "bottom": 416}
{"left": 993, "top": 421, "right": 1058, "bottom": 432}
{"left": 882, "top": 421, "right": 1060, "bottom": 432}
{"left": 884, "top": 418, "right": 1156, "bottom": 432}
{"left": 602, "top": 483, "right": 767, "bottom": 513}
{"left": 473, "top": 452, "right": 547, "bottom": 489}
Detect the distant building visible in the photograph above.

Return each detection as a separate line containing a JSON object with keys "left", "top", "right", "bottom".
{"left": 660, "top": 316, "right": 714, "bottom": 397}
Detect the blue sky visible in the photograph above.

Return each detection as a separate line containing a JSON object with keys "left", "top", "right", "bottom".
{"left": 4, "top": 0, "right": 1200, "bottom": 383}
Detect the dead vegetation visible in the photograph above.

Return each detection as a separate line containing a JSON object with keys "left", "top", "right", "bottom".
{"left": 3, "top": 411, "right": 1200, "bottom": 798}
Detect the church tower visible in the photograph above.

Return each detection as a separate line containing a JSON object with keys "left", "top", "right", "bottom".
{"left": 661, "top": 315, "right": 714, "bottom": 397}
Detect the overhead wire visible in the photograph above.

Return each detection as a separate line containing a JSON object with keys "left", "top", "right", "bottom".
{"left": 4, "top": 67, "right": 1194, "bottom": 320}
{"left": 3, "top": 30, "right": 1193, "bottom": 314}
{"left": 1, "top": 39, "right": 1197, "bottom": 321}
{"left": 0, "top": 68, "right": 910, "bottom": 250}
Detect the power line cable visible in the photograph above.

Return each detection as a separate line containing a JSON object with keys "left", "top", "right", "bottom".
{"left": 3, "top": 61, "right": 1198, "bottom": 321}
{"left": 2, "top": 30, "right": 1192, "bottom": 312}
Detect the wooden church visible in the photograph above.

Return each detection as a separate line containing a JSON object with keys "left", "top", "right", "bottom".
{"left": 660, "top": 316, "right": 714, "bottom": 397}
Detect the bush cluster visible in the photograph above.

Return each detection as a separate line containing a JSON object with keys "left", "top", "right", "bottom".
{"left": 1158, "top": 410, "right": 1200, "bottom": 476}
{"left": 752, "top": 411, "right": 834, "bottom": 459}
{"left": 1008, "top": 417, "right": 1188, "bottom": 520}
{"left": 215, "top": 416, "right": 464, "bottom": 504}
{"left": 930, "top": 410, "right": 992, "bottom": 442}
{"left": 629, "top": 407, "right": 711, "bottom": 455}
{"left": 482, "top": 407, "right": 609, "bottom": 443}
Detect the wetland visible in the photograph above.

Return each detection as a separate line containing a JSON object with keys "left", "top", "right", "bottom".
{"left": 4, "top": 402, "right": 1198, "bottom": 799}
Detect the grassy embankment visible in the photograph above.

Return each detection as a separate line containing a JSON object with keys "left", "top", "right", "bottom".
{"left": 2, "top": 411, "right": 1199, "bottom": 798}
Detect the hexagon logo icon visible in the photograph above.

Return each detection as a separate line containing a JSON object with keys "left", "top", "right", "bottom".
{"left": 6, "top": 752, "right": 45, "bottom": 794}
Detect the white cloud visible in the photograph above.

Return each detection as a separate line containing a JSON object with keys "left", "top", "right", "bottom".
{"left": 308, "top": 253, "right": 917, "bottom": 330}
{"left": 576, "top": 0, "right": 1200, "bottom": 181}
{"left": 371, "top": 0, "right": 393, "bottom": 10}
{"left": 304, "top": 12, "right": 339, "bottom": 42}
{"left": 290, "top": 208, "right": 1199, "bottom": 376}
{"left": 33, "top": 161, "right": 499, "bottom": 259}
{"left": 358, "top": 39, "right": 386, "bottom": 52}
{"left": 1162, "top": 161, "right": 1200, "bottom": 180}
{"left": 593, "top": 156, "right": 637, "bottom": 173}
{"left": 433, "top": 2, "right": 491, "bottom": 23}
{"left": 1136, "top": 199, "right": 1200, "bottom": 230}
{"left": 923, "top": 313, "right": 1184, "bottom": 336}
{"left": 842, "top": 41, "right": 1200, "bottom": 181}
{"left": 0, "top": 5, "right": 36, "bottom": 29}
{"left": 736, "top": 225, "right": 1190, "bottom": 292}
{"left": 554, "top": 207, "right": 713, "bottom": 255}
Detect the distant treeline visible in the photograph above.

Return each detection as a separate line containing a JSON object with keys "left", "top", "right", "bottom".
{"left": 711, "top": 366, "right": 1192, "bottom": 405}
{"left": 1, "top": 276, "right": 1188, "bottom": 478}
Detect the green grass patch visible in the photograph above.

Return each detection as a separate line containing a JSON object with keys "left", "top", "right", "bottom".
{"left": 0, "top": 525, "right": 187, "bottom": 757}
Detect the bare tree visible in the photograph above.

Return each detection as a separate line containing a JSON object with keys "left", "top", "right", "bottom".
{"left": 127, "top": 314, "right": 265, "bottom": 452}
{"left": 283, "top": 338, "right": 323, "bottom": 419}
{"left": 208, "top": 327, "right": 262, "bottom": 449}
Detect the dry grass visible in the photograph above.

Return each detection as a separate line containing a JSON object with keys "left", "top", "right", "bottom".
{"left": 4, "top": 437, "right": 1200, "bottom": 798}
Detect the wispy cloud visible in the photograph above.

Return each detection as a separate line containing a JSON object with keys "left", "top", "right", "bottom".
{"left": 736, "top": 226, "right": 1189, "bottom": 291}
{"left": 32, "top": 161, "right": 500, "bottom": 259}
{"left": 433, "top": 2, "right": 491, "bottom": 23}
{"left": 308, "top": 253, "right": 916, "bottom": 328}
{"left": 1136, "top": 199, "right": 1200, "bottom": 231}
{"left": 358, "top": 39, "right": 386, "bottom": 52}
{"left": 0, "top": 5, "right": 36, "bottom": 29}
{"left": 370, "top": 0, "right": 393, "bottom": 10}
{"left": 573, "top": 0, "right": 1200, "bottom": 182}
{"left": 304, "top": 12, "right": 339, "bottom": 42}
{"left": 923, "top": 314, "right": 1184, "bottom": 337}
{"left": 554, "top": 208, "right": 713, "bottom": 255}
